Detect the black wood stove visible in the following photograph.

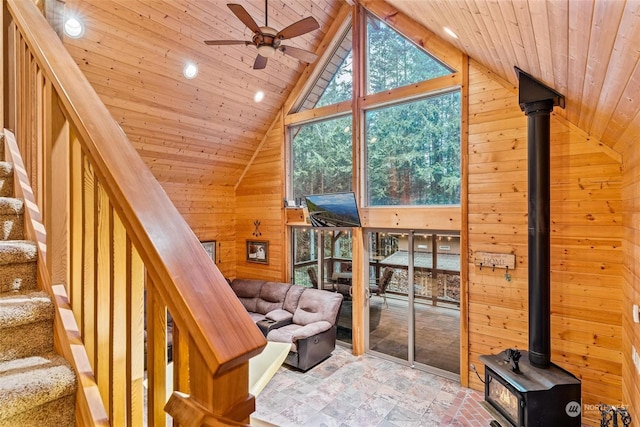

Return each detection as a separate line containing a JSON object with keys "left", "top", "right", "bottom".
{"left": 479, "top": 68, "right": 581, "bottom": 427}
{"left": 480, "top": 350, "right": 581, "bottom": 427}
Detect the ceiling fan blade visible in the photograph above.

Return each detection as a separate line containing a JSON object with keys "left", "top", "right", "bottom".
{"left": 204, "top": 40, "right": 251, "bottom": 46}
{"left": 276, "top": 16, "right": 319, "bottom": 40}
{"left": 279, "top": 45, "right": 318, "bottom": 63}
{"left": 253, "top": 55, "right": 268, "bottom": 70}
{"left": 227, "top": 3, "right": 261, "bottom": 34}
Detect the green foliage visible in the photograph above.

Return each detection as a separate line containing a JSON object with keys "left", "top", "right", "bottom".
{"left": 292, "top": 115, "right": 353, "bottom": 200}
{"left": 366, "top": 92, "right": 461, "bottom": 205}
{"left": 290, "top": 12, "right": 460, "bottom": 207}
{"left": 366, "top": 14, "right": 451, "bottom": 94}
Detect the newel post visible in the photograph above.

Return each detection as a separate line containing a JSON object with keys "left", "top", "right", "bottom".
{"left": 166, "top": 344, "right": 253, "bottom": 426}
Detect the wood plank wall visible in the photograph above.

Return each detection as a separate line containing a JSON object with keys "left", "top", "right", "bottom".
{"left": 622, "top": 145, "right": 640, "bottom": 419}
{"left": 467, "top": 61, "right": 624, "bottom": 426}
{"left": 235, "top": 114, "right": 286, "bottom": 282}
{"left": 161, "top": 182, "right": 237, "bottom": 279}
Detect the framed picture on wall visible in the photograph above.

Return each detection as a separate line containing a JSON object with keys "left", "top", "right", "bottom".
{"left": 201, "top": 241, "right": 216, "bottom": 263}
{"left": 246, "top": 240, "right": 268, "bottom": 264}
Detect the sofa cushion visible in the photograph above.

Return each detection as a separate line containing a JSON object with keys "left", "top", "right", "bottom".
{"left": 248, "top": 312, "right": 267, "bottom": 323}
{"left": 292, "top": 288, "right": 343, "bottom": 326}
{"left": 230, "top": 279, "right": 265, "bottom": 313}
{"left": 283, "top": 284, "right": 306, "bottom": 313}
{"left": 256, "top": 281, "right": 291, "bottom": 314}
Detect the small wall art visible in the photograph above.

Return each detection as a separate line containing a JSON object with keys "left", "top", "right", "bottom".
{"left": 201, "top": 241, "right": 216, "bottom": 263}
{"left": 246, "top": 240, "right": 268, "bottom": 264}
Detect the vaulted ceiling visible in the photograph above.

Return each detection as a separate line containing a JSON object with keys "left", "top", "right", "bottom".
{"left": 61, "top": 0, "right": 343, "bottom": 186}
{"left": 60, "top": 0, "right": 639, "bottom": 190}
{"left": 382, "top": 0, "right": 640, "bottom": 157}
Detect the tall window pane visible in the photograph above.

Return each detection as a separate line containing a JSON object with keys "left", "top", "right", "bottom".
{"left": 295, "top": 26, "right": 353, "bottom": 112}
{"left": 316, "top": 50, "right": 352, "bottom": 108}
{"left": 365, "top": 91, "right": 461, "bottom": 206}
{"left": 366, "top": 13, "right": 452, "bottom": 95}
{"left": 292, "top": 228, "right": 317, "bottom": 287}
{"left": 291, "top": 115, "right": 353, "bottom": 200}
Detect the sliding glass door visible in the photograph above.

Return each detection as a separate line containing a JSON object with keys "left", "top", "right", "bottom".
{"left": 366, "top": 230, "right": 461, "bottom": 376}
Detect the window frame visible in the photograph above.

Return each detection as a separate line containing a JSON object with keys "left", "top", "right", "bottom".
{"left": 285, "top": 4, "right": 464, "bottom": 210}
{"left": 362, "top": 87, "right": 463, "bottom": 207}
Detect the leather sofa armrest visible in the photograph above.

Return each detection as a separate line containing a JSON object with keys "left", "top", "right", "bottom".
{"left": 292, "top": 321, "right": 332, "bottom": 341}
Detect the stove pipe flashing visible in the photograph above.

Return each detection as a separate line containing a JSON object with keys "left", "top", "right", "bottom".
{"left": 515, "top": 67, "right": 565, "bottom": 369}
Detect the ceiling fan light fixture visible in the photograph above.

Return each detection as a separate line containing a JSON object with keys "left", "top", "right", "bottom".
{"left": 206, "top": 3, "right": 319, "bottom": 69}
{"left": 257, "top": 44, "right": 276, "bottom": 57}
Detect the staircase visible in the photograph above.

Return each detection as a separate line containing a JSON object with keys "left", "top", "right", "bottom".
{"left": 0, "top": 135, "right": 77, "bottom": 426}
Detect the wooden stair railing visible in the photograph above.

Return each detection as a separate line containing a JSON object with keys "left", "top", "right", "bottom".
{"left": 2, "top": 1, "right": 267, "bottom": 425}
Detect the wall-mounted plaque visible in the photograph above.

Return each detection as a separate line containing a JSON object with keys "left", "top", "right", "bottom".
{"left": 474, "top": 252, "right": 516, "bottom": 270}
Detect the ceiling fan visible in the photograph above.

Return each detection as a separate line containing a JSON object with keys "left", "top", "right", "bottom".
{"left": 204, "top": 1, "right": 320, "bottom": 70}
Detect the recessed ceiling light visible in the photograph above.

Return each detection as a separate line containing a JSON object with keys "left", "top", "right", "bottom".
{"left": 183, "top": 63, "right": 198, "bottom": 79}
{"left": 444, "top": 27, "right": 459, "bottom": 39}
{"left": 64, "top": 17, "right": 84, "bottom": 38}
{"left": 254, "top": 90, "right": 265, "bottom": 103}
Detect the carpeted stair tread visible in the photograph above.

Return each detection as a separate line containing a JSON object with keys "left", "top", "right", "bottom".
{"left": 0, "top": 162, "right": 12, "bottom": 177}
{"left": 0, "top": 240, "right": 37, "bottom": 265}
{"left": 0, "top": 291, "right": 53, "bottom": 329}
{"left": 0, "top": 197, "right": 24, "bottom": 241}
{"left": 0, "top": 290, "right": 54, "bottom": 361}
{"left": 0, "top": 197, "right": 23, "bottom": 215}
{"left": 0, "top": 353, "right": 77, "bottom": 421}
{"left": 0, "top": 162, "right": 13, "bottom": 198}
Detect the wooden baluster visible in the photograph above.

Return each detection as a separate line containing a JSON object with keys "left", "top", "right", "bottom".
{"left": 111, "top": 213, "right": 127, "bottom": 424}
{"left": 69, "top": 135, "right": 83, "bottom": 329}
{"left": 82, "top": 157, "right": 97, "bottom": 367}
{"left": 95, "top": 181, "right": 112, "bottom": 414}
{"left": 129, "top": 244, "right": 145, "bottom": 425}
{"left": 46, "top": 84, "right": 70, "bottom": 285}
{"left": 171, "top": 322, "right": 190, "bottom": 427}
{"left": 146, "top": 278, "right": 168, "bottom": 426}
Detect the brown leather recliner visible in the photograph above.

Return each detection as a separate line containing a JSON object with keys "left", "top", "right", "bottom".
{"left": 266, "top": 288, "right": 343, "bottom": 371}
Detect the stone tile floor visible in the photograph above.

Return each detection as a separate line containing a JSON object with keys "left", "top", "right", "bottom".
{"left": 254, "top": 346, "right": 494, "bottom": 426}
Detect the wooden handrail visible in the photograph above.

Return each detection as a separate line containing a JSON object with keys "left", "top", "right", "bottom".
{"left": 4, "top": 0, "right": 266, "bottom": 424}
{"left": 5, "top": 0, "right": 265, "bottom": 374}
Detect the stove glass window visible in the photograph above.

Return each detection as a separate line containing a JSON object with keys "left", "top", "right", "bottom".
{"left": 488, "top": 373, "right": 519, "bottom": 422}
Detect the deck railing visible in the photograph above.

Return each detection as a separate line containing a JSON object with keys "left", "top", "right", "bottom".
{"left": 2, "top": 0, "right": 266, "bottom": 425}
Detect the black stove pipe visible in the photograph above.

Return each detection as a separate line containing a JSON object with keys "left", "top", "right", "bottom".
{"left": 524, "top": 100, "right": 554, "bottom": 368}
{"left": 516, "top": 67, "right": 565, "bottom": 369}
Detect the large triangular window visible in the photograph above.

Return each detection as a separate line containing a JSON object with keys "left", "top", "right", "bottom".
{"left": 295, "top": 26, "right": 353, "bottom": 112}
{"left": 366, "top": 13, "right": 452, "bottom": 94}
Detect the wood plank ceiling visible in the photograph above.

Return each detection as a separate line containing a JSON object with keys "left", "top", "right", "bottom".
{"left": 383, "top": 0, "right": 640, "bottom": 157}
{"left": 60, "top": 0, "right": 640, "bottom": 190}
{"left": 60, "top": 0, "right": 342, "bottom": 186}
